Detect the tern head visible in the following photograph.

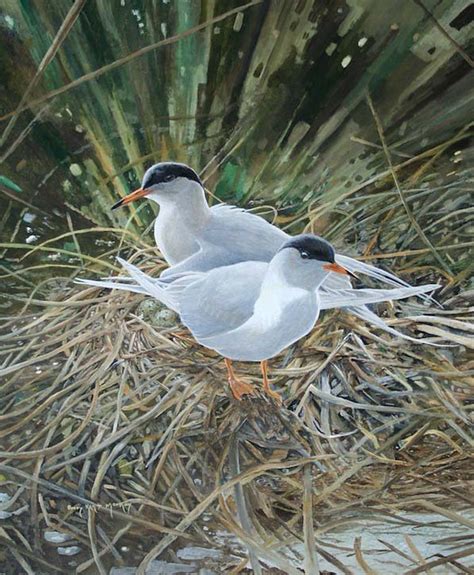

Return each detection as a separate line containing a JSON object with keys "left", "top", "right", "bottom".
{"left": 276, "top": 234, "right": 355, "bottom": 290}
{"left": 111, "top": 162, "right": 202, "bottom": 210}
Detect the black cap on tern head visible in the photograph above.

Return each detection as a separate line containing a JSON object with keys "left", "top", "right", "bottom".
{"left": 142, "top": 162, "right": 202, "bottom": 189}
{"left": 111, "top": 162, "right": 202, "bottom": 210}
{"left": 280, "top": 234, "right": 336, "bottom": 263}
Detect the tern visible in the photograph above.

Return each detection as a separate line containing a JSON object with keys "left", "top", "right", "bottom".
{"left": 79, "top": 234, "right": 438, "bottom": 400}
{"left": 111, "top": 162, "right": 287, "bottom": 272}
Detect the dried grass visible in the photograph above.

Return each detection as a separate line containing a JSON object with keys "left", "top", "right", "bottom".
{"left": 0, "top": 122, "right": 473, "bottom": 572}
{"left": 0, "top": 225, "right": 472, "bottom": 573}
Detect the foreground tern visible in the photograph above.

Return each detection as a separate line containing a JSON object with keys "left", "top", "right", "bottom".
{"left": 78, "top": 234, "right": 438, "bottom": 400}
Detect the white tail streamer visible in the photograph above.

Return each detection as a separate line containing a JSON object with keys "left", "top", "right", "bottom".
{"left": 335, "top": 254, "right": 439, "bottom": 306}
{"left": 319, "top": 285, "right": 439, "bottom": 310}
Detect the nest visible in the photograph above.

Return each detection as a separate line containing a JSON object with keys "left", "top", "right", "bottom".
{"left": 0, "top": 234, "right": 473, "bottom": 573}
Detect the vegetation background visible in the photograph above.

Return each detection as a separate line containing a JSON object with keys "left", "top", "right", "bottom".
{"left": 0, "top": 1, "right": 472, "bottom": 573}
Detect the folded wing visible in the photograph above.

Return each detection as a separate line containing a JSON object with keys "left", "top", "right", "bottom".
{"left": 179, "top": 261, "right": 267, "bottom": 339}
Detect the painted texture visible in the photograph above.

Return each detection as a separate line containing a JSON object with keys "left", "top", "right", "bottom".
{"left": 0, "top": 0, "right": 472, "bottom": 250}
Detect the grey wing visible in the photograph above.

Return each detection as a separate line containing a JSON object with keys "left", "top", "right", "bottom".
{"left": 160, "top": 246, "right": 234, "bottom": 278}
{"left": 117, "top": 257, "right": 201, "bottom": 312}
{"left": 160, "top": 206, "right": 287, "bottom": 277}
{"left": 205, "top": 204, "right": 288, "bottom": 263}
{"left": 76, "top": 260, "right": 204, "bottom": 310}
{"left": 178, "top": 261, "right": 267, "bottom": 339}
{"left": 319, "top": 284, "right": 439, "bottom": 310}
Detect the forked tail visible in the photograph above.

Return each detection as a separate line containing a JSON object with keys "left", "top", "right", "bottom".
{"left": 319, "top": 284, "right": 441, "bottom": 343}
{"left": 76, "top": 257, "right": 180, "bottom": 312}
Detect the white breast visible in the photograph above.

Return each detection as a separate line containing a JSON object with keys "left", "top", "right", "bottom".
{"left": 252, "top": 283, "right": 306, "bottom": 331}
{"left": 154, "top": 207, "right": 199, "bottom": 265}
{"left": 199, "top": 289, "right": 319, "bottom": 362}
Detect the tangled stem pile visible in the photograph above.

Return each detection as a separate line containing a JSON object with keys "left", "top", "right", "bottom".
{"left": 0, "top": 228, "right": 472, "bottom": 573}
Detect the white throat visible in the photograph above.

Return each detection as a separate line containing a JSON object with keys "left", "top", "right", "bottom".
{"left": 149, "top": 179, "right": 211, "bottom": 264}
{"left": 253, "top": 272, "right": 306, "bottom": 331}
{"left": 251, "top": 252, "right": 327, "bottom": 330}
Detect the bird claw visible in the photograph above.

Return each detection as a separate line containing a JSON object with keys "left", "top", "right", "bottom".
{"left": 228, "top": 377, "right": 256, "bottom": 401}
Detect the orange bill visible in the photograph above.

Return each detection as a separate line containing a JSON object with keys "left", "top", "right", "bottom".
{"left": 111, "top": 188, "right": 150, "bottom": 210}
{"left": 323, "top": 262, "right": 358, "bottom": 279}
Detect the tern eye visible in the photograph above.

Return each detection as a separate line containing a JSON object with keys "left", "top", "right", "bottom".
{"left": 163, "top": 174, "right": 174, "bottom": 182}
{"left": 300, "top": 250, "right": 310, "bottom": 259}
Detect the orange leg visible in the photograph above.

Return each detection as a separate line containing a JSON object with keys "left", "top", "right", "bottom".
{"left": 225, "top": 358, "right": 255, "bottom": 400}
{"left": 260, "top": 360, "right": 282, "bottom": 403}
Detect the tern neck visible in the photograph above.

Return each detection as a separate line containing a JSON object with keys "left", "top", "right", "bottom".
{"left": 149, "top": 180, "right": 210, "bottom": 225}
{"left": 150, "top": 180, "right": 210, "bottom": 264}
{"left": 252, "top": 258, "right": 318, "bottom": 332}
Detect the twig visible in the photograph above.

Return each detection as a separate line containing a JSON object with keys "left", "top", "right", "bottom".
{"left": 404, "top": 545, "right": 474, "bottom": 574}
{"left": 366, "top": 91, "right": 453, "bottom": 275}
{"left": 303, "top": 464, "right": 319, "bottom": 574}
{"left": 0, "top": 185, "right": 48, "bottom": 214}
{"left": 0, "top": 0, "right": 263, "bottom": 124}
{"left": 0, "top": 0, "right": 88, "bottom": 146}
{"left": 229, "top": 435, "right": 263, "bottom": 575}
{"left": 412, "top": 0, "right": 474, "bottom": 68}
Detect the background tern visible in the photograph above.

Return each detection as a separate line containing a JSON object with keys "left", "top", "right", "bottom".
{"left": 78, "top": 234, "right": 438, "bottom": 400}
